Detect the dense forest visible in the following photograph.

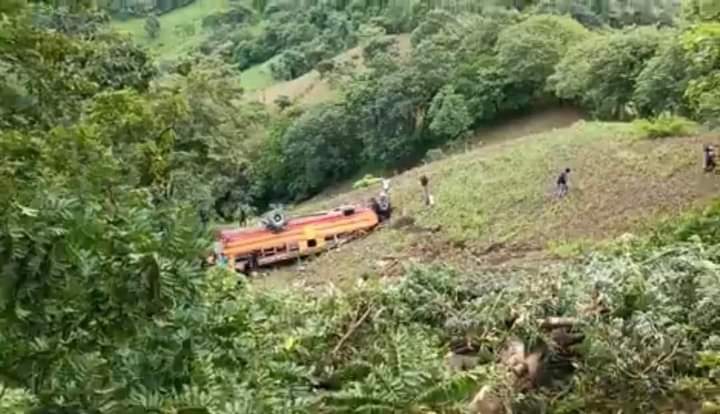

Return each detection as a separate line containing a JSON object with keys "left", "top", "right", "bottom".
{"left": 2, "top": 0, "right": 720, "bottom": 412}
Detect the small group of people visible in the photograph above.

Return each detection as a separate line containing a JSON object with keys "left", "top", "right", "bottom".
{"left": 553, "top": 143, "right": 717, "bottom": 199}
{"left": 415, "top": 169, "right": 573, "bottom": 202}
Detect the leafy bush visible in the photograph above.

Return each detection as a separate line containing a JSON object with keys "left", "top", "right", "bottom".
{"left": 352, "top": 174, "right": 382, "bottom": 189}
{"left": 632, "top": 113, "right": 698, "bottom": 139}
{"left": 651, "top": 200, "right": 720, "bottom": 245}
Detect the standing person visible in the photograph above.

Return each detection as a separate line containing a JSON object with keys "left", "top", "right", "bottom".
{"left": 704, "top": 145, "right": 716, "bottom": 172}
{"left": 380, "top": 178, "right": 390, "bottom": 198}
{"left": 556, "top": 168, "right": 571, "bottom": 198}
{"left": 419, "top": 174, "right": 434, "bottom": 206}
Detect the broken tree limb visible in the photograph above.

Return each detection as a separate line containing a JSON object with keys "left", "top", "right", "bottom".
{"left": 640, "top": 339, "right": 682, "bottom": 376}
{"left": 539, "top": 317, "right": 579, "bottom": 330}
{"left": 331, "top": 305, "right": 381, "bottom": 356}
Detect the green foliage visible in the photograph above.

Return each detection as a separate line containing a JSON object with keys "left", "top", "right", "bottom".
{"left": 262, "top": 103, "right": 362, "bottom": 201}
{"left": 452, "top": 56, "right": 508, "bottom": 124}
{"left": 409, "top": 8, "right": 457, "bottom": 47}
{"left": 206, "top": 5, "right": 356, "bottom": 78}
{"left": 682, "top": 0, "right": 720, "bottom": 22}
{"left": 551, "top": 27, "right": 667, "bottom": 119}
{"left": 632, "top": 113, "right": 698, "bottom": 139}
{"left": 201, "top": 4, "right": 255, "bottom": 28}
{"left": 352, "top": 174, "right": 382, "bottom": 189}
{"left": 362, "top": 35, "right": 398, "bottom": 61}
{"left": 531, "top": 0, "right": 604, "bottom": 28}
{"left": 496, "top": 14, "right": 589, "bottom": 93}
{"left": 10, "top": 4, "right": 720, "bottom": 411}
{"left": 347, "top": 67, "right": 429, "bottom": 167}
{"left": 634, "top": 38, "right": 692, "bottom": 117}
{"left": 0, "top": 0, "right": 26, "bottom": 15}
{"left": 428, "top": 86, "right": 472, "bottom": 140}
{"left": 0, "top": 13, "right": 156, "bottom": 130}
{"left": 104, "top": 0, "right": 196, "bottom": 17}
{"left": 652, "top": 200, "right": 720, "bottom": 245}
{"left": 682, "top": 23, "right": 720, "bottom": 123}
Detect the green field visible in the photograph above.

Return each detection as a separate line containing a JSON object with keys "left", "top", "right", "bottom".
{"left": 111, "top": 0, "right": 279, "bottom": 91}
{"left": 111, "top": 0, "right": 231, "bottom": 60}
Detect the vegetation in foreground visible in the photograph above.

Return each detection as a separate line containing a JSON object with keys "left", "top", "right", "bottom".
{"left": 4, "top": 200, "right": 720, "bottom": 413}
{"left": 3, "top": 0, "right": 720, "bottom": 412}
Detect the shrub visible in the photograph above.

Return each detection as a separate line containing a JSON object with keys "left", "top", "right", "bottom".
{"left": 352, "top": 174, "right": 382, "bottom": 189}
{"left": 632, "top": 113, "right": 698, "bottom": 139}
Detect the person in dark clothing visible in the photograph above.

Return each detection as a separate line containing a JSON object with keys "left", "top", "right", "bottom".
{"left": 556, "top": 168, "right": 571, "bottom": 198}
{"left": 704, "top": 145, "right": 716, "bottom": 172}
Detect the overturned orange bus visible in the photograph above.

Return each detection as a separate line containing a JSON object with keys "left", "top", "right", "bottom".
{"left": 214, "top": 197, "right": 391, "bottom": 273}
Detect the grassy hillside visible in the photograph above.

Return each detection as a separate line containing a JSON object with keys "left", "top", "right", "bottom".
{"left": 110, "top": 6, "right": 409, "bottom": 95}
{"left": 111, "top": 0, "right": 232, "bottom": 60}
{"left": 256, "top": 120, "right": 720, "bottom": 289}
{"left": 248, "top": 34, "right": 412, "bottom": 107}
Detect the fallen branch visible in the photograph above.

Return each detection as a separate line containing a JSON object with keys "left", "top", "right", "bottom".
{"left": 332, "top": 305, "right": 380, "bottom": 356}
{"left": 381, "top": 255, "right": 409, "bottom": 260}
{"left": 641, "top": 339, "right": 682, "bottom": 376}
{"left": 539, "top": 317, "right": 579, "bottom": 330}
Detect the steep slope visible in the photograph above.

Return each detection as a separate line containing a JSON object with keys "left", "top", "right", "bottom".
{"left": 255, "top": 120, "right": 720, "bottom": 289}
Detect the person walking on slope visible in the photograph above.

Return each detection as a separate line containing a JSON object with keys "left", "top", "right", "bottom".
{"left": 419, "top": 174, "right": 434, "bottom": 206}
{"left": 556, "top": 168, "right": 571, "bottom": 198}
{"left": 704, "top": 145, "right": 716, "bottom": 173}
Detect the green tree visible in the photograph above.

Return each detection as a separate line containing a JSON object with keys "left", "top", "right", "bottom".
{"left": 0, "top": 13, "right": 156, "bottom": 131}
{"left": 634, "top": 38, "right": 691, "bottom": 117}
{"left": 409, "top": 8, "right": 457, "bottom": 47}
{"left": 428, "top": 86, "right": 471, "bottom": 140}
{"left": 346, "top": 66, "right": 430, "bottom": 166}
{"left": 551, "top": 27, "right": 667, "bottom": 119}
{"left": 276, "top": 103, "right": 361, "bottom": 199}
{"left": 682, "top": 23, "right": 720, "bottom": 122}
{"left": 453, "top": 57, "right": 510, "bottom": 123}
{"left": 496, "top": 15, "right": 589, "bottom": 95}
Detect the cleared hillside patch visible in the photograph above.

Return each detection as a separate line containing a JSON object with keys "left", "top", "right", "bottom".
{"left": 255, "top": 121, "right": 720, "bottom": 289}
{"left": 111, "top": 0, "right": 232, "bottom": 60}
{"left": 248, "top": 34, "right": 412, "bottom": 108}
